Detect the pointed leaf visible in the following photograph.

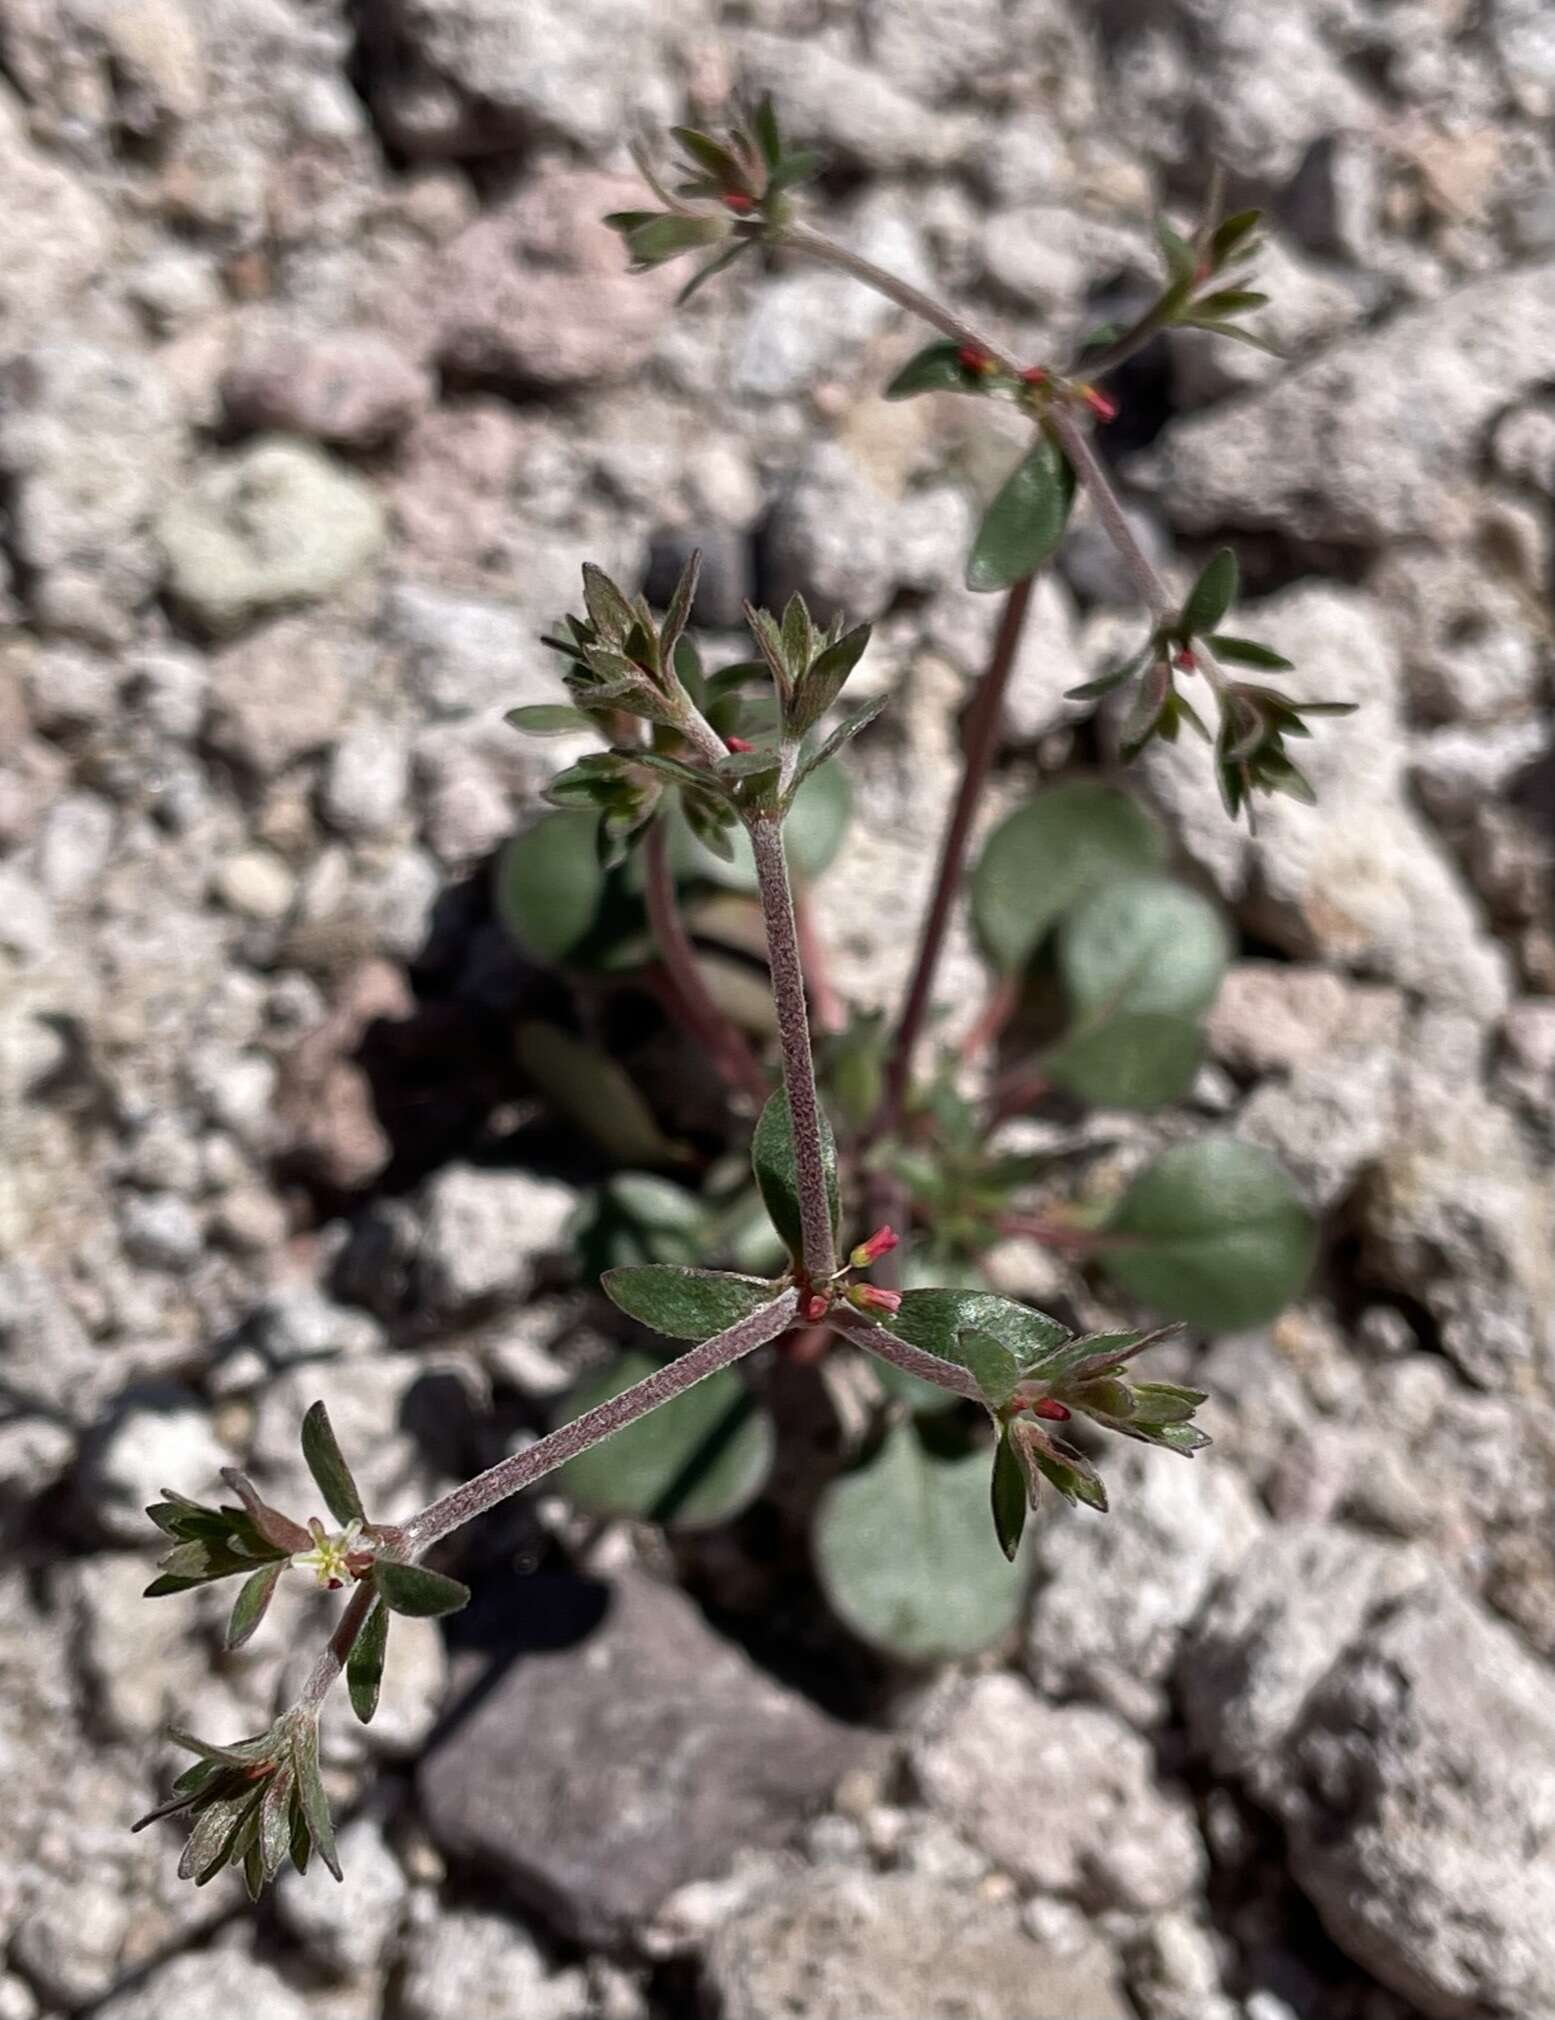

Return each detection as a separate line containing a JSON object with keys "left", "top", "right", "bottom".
{"left": 373, "top": 1557, "right": 470, "bottom": 1619}
{"left": 226, "top": 1560, "right": 285, "bottom": 1651}
{"left": 1066, "top": 647, "right": 1149, "bottom": 701}
{"left": 965, "top": 433, "right": 1075, "bottom": 592}
{"left": 888, "top": 1288, "right": 1071, "bottom": 1395}
{"left": 787, "top": 621, "right": 870, "bottom": 736}
{"left": 671, "top": 126, "right": 745, "bottom": 186}
{"left": 1185, "top": 318, "right": 1283, "bottom": 357}
{"left": 1156, "top": 216, "right": 1196, "bottom": 284}
{"left": 219, "top": 1470, "right": 311, "bottom": 1556}
{"left": 1182, "top": 548, "right": 1238, "bottom": 637}
{"left": 290, "top": 1717, "right": 341, "bottom": 1882}
{"left": 990, "top": 1428, "right": 1028, "bottom": 1561}
{"left": 516, "top": 1021, "right": 690, "bottom": 1167}
{"left": 347, "top": 1601, "right": 388, "bottom": 1726}
{"left": 626, "top": 213, "right": 731, "bottom": 268}
{"left": 885, "top": 340, "right": 984, "bottom": 400}
{"left": 815, "top": 1424, "right": 1026, "bottom": 1662}
{"left": 504, "top": 704, "right": 595, "bottom": 735}
{"left": 753, "top": 94, "right": 782, "bottom": 169}
{"left": 258, "top": 1766, "right": 295, "bottom": 1882}
{"left": 1210, "top": 208, "right": 1262, "bottom": 264}
{"left": 1204, "top": 634, "right": 1294, "bottom": 671}
{"left": 602, "top": 1265, "right": 784, "bottom": 1342}
{"left": 788, "top": 695, "right": 888, "bottom": 796}
{"left": 781, "top": 593, "right": 813, "bottom": 680}
{"left": 751, "top": 1087, "right": 839, "bottom": 1262}
{"left": 300, "top": 1401, "right": 364, "bottom": 1527}
{"left": 557, "top": 1349, "right": 775, "bottom": 1528}
{"left": 676, "top": 238, "right": 749, "bottom": 305}
{"left": 659, "top": 548, "right": 702, "bottom": 664}
{"left": 765, "top": 148, "right": 824, "bottom": 196}
{"left": 581, "top": 563, "right": 635, "bottom": 642}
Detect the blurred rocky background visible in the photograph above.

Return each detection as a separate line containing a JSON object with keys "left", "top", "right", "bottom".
{"left": 1, "top": 1, "right": 1553, "bottom": 2016}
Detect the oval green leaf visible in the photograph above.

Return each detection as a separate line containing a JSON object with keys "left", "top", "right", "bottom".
{"left": 373, "top": 1558, "right": 471, "bottom": 1619}
{"left": 889, "top": 1288, "right": 1071, "bottom": 1404}
{"left": 347, "top": 1600, "right": 388, "bottom": 1725}
{"left": 972, "top": 781, "right": 1167, "bottom": 975}
{"left": 1182, "top": 547, "right": 1238, "bottom": 637}
{"left": 516, "top": 1021, "right": 689, "bottom": 1167}
{"left": 602, "top": 1264, "right": 784, "bottom": 1342}
{"left": 965, "top": 433, "right": 1076, "bottom": 593}
{"left": 493, "top": 813, "right": 606, "bottom": 964}
{"left": 1100, "top": 1136, "right": 1317, "bottom": 1332}
{"left": 1042, "top": 1011, "right": 1203, "bottom": 1110}
{"left": 885, "top": 340, "right": 983, "bottom": 401}
{"left": 300, "top": 1400, "right": 364, "bottom": 1527}
{"left": 556, "top": 1350, "right": 775, "bottom": 1529}
{"left": 751, "top": 1087, "right": 839, "bottom": 1263}
{"left": 815, "top": 1423, "right": 1028, "bottom": 1661}
{"left": 1058, "top": 874, "right": 1231, "bottom": 1021}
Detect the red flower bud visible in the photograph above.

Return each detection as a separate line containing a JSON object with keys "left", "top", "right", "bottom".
{"left": 1175, "top": 647, "right": 1197, "bottom": 672}
{"left": 1079, "top": 383, "right": 1119, "bottom": 422}
{"left": 725, "top": 735, "right": 756, "bottom": 752}
{"left": 1030, "top": 1397, "right": 1071, "bottom": 1421}
{"left": 849, "top": 1225, "right": 900, "bottom": 1268}
{"left": 723, "top": 192, "right": 755, "bottom": 214}
{"left": 957, "top": 345, "right": 994, "bottom": 375}
{"left": 802, "top": 1293, "right": 830, "bottom": 1323}
{"left": 1020, "top": 365, "right": 1049, "bottom": 386}
{"left": 847, "top": 1283, "right": 902, "bottom": 1316}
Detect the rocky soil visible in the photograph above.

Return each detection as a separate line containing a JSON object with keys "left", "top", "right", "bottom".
{"left": 0, "top": 2, "right": 1552, "bottom": 2016}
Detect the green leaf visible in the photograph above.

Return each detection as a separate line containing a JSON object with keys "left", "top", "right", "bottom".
{"left": 885, "top": 340, "right": 983, "bottom": 400}
{"left": 225, "top": 1561, "right": 284, "bottom": 1651}
{"left": 516, "top": 1021, "right": 690, "bottom": 1166}
{"left": 788, "top": 695, "right": 888, "bottom": 797}
{"left": 671, "top": 126, "right": 745, "bottom": 187}
{"left": 556, "top": 1350, "right": 775, "bottom": 1529}
{"left": 373, "top": 1557, "right": 470, "bottom": 1618}
{"left": 670, "top": 760, "right": 852, "bottom": 891}
{"left": 290, "top": 1716, "right": 341, "bottom": 1883}
{"left": 1210, "top": 208, "right": 1262, "bottom": 265}
{"left": 300, "top": 1402, "right": 364, "bottom": 1527}
{"left": 347, "top": 1601, "right": 388, "bottom": 1726}
{"left": 1043, "top": 1011, "right": 1203, "bottom": 1110}
{"left": 815, "top": 1424, "right": 1027, "bottom": 1661}
{"left": 1066, "top": 648, "right": 1149, "bottom": 701}
{"left": 1156, "top": 216, "right": 1196, "bottom": 284}
{"left": 765, "top": 148, "right": 824, "bottom": 196}
{"left": 1182, "top": 548, "right": 1238, "bottom": 637}
{"left": 787, "top": 622, "right": 870, "bottom": 736}
{"left": 1195, "top": 288, "right": 1269, "bottom": 316}
{"left": 503, "top": 704, "right": 594, "bottom": 735}
{"left": 753, "top": 94, "right": 782, "bottom": 169}
{"left": 581, "top": 563, "right": 635, "bottom": 641}
{"left": 493, "top": 812, "right": 606, "bottom": 965}
{"left": 888, "top": 1288, "right": 1071, "bottom": 1403}
{"left": 1182, "top": 318, "right": 1283, "bottom": 357}
{"left": 602, "top": 1265, "right": 783, "bottom": 1341}
{"left": 258, "top": 1766, "right": 295, "bottom": 1882}
{"left": 751, "top": 1088, "right": 839, "bottom": 1262}
{"left": 626, "top": 212, "right": 731, "bottom": 268}
{"left": 990, "top": 1427, "right": 1028, "bottom": 1562}
{"left": 972, "top": 781, "right": 1166, "bottom": 974}
{"left": 676, "top": 238, "right": 750, "bottom": 306}
{"left": 1100, "top": 1137, "right": 1317, "bottom": 1331}
{"left": 1204, "top": 634, "right": 1294, "bottom": 671}
{"left": 1058, "top": 874, "right": 1230, "bottom": 1021}
{"left": 965, "top": 432, "right": 1075, "bottom": 592}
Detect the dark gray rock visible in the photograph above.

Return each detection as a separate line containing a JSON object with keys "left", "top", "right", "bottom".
{"left": 419, "top": 1572, "right": 872, "bottom": 1946}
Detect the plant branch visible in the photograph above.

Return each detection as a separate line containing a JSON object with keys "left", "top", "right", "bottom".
{"left": 299, "top": 1576, "right": 376, "bottom": 1713}
{"left": 643, "top": 821, "right": 769, "bottom": 1107}
{"left": 830, "top": 1309, "right": 984, "bottom": 1403}
{"left": 777, "top": 223, "right": 1019, "bottom": 373}
{"left": 872, "top": 574, "right": 1037, "bottom": 1141}
{"left": 407, "top": 1289, "right": 799, "bottom": 1553}
{"left": 749, "top": 815, "right": 837, "bottom": 1283}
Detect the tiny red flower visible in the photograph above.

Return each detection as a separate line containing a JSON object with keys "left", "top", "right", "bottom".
{"left": 849, "top": 1225, "right": 900, "bottom": 1268}
{"left": 957, "top": 345, "right": 994, "bottom": 375}
{"left": 1030, "top": 1397, "right": 1072, "bottom": 1421}
{"left": 1175, "top": 647, "right": 1198, "bottom": 672}
{"left": 802, "top": 1293, "right": 830, "bottom": 1323}
{"left": 723, "top": 192, "right": 755, "bottom": 214}
{"left": 726, "top": 735, "right": 756, "bottom": 752}
{"left": 1078, "top": 383, "right": 1119, "bottom": 422}
{"left": 1020, "top": 365, "right": 1049, "bottom": 386}
{"left": 847, "top": 1283, "right": 902, "bottom": 1316}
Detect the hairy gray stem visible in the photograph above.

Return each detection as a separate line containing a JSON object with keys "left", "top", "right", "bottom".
{"left": 749, "top": 815, "right": 837, "bottom": 1282}
{"left": 778, "top": 224, "right": 1018, "bottom": 373}
{"left": 830, "top": 1310, "right": 984, "bottom": 1403}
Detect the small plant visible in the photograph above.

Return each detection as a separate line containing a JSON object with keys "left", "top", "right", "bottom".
{"left": 137, "top": 98, "right": 1349, "bottom": 1887}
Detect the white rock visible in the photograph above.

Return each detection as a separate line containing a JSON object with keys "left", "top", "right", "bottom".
{"left": 417, "top": 1163, "right": 576, "bottom": 1312}
{"left": 398, "top": 1907, "right": 588, "bottom": 2020}
{"left": 96, "top": 1951, "right": 311, "bottom": 2020}
{"left": 159, "top": 437, "right": 385, "bottom": 634}
{"left": 276, "top": 1815, "right": 408, "bottom": 1974}
{"left": 78, "top": 1387, "right": 227, "bottom": 1543}
{"left": 322, "top": 723, "right": 411, "bottom": 836}
{"left": 911, "top": 1674, "right": 1205, "bottom": 1911}
{"left": 36, "top": 791, "right": 115, "bottom": 902}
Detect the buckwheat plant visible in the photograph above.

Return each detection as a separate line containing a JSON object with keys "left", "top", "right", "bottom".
{"left": 137, "top": 99, "right": 1352, "bottom": 1892}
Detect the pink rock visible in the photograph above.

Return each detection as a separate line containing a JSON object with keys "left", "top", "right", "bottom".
{"left": 435, "top": 169, "right": 679, "bottom": 389}
{"left": 222, "top": 328, "right": 433, "bottom": 450}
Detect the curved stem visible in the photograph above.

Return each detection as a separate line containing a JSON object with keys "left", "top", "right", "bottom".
{"left": 643, "top": 821, "right": 768, "bottom": 1108}
{"left": 778, "top": 223, "right": 1019, "bottom": 373}
{"left": 407, "top": 1289, "right": 799, "bottom": 1553}
{"left": 749, "top": 816, "right": 837, "bottom": 1283}
{"left": 873, "top": 574, "right": 1037, "bottom": 1140}
{"left": 299, "top": 1577, "right": 375, "bottom": 1713}
{"left": 830, "top": 1309, "right": 983, "bottom": 1403}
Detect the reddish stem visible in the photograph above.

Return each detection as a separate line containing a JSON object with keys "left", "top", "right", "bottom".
{"left": 872, "top": 574, "right": 1037, "bottom": 1140}
{"left": 643, "top": 820, "right": 769, "bottom": 1109}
